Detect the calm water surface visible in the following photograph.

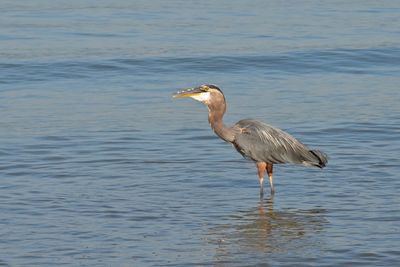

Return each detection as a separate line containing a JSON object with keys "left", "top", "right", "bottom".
{"left": 1, "top": 1, "right": 400, "bottom": 266}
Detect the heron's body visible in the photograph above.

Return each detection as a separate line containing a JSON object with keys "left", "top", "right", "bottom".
{"left": 174, "top": 84, "right": 327, "bottom": 195}
{"left": 233, "top": 119, "right": 326, "bottom": 167}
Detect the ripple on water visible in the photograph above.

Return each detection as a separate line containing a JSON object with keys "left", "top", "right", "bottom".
{"left": 1, "top": 3, "right": 400, "bottom": 265}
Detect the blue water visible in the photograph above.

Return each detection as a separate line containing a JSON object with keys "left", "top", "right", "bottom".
{"left": 1, "top": 1, "right": 400, "bottom": 266}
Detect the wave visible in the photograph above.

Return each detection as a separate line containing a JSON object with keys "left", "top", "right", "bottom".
{"left": 1, "top": 47, "right": 399, "bottom": 85}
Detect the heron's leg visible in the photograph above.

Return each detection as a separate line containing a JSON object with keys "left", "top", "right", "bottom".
{"left": 256, "top": 162, "right": 267, "bottom": 196}
{"left": 266, "top": 163, "right": 274, "bottom": 194}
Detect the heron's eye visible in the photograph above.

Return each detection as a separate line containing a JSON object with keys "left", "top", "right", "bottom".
{"left": 201, "top": 86, "right": 210, "bottom": 92}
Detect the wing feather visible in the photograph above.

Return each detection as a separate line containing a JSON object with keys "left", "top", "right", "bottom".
{"left": 233, "top": 119, "right": 320, "bottom": 165}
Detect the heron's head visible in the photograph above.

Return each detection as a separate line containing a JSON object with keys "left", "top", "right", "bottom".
{"left": 173, "top": 84, "right": 225, "bottom": 106}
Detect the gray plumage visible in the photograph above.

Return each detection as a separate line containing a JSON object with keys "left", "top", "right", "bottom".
{"left": 232, "top": 119, "right": 327, "bottom": 168}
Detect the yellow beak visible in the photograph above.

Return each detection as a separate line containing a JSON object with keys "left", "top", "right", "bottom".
{"left": 173, "top": 87, "right": 203, "bottom": 98}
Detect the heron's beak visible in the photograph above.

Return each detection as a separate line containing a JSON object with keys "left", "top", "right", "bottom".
{"left": 173, "top": 87, "right": 203, "bottom": 99}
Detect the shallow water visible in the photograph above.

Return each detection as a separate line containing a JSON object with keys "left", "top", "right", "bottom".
{"left": 1, "top": 1, "right": 400, "bottom": 266}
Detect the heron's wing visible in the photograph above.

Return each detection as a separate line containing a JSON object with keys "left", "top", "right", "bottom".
{"left": 233, "top": 119, "right": 317, "bottom": 165}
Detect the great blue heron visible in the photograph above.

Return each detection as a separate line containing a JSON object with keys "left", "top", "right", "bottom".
{"left": 173, "top": 84, "right": 328, "bottom": 195}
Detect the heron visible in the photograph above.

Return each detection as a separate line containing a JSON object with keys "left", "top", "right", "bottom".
{"left": 173, "top": 84, "right": 327, "bottom": 196}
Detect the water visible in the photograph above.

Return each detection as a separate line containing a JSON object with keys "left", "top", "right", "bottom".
{"left": 1, "top": 1, "right": 400, "bottom": 266}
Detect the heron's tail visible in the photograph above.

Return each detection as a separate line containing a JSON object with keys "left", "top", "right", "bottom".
{"left": 309, "top": 150, "right": 328, "bottom": 168}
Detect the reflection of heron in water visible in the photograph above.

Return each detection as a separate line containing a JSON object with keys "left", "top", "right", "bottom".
{"left": 208, "top": 196, "right": 327, "bottom": 263}
{"left": 235, "top": 197, "right": 308, "bottom": 252}
{"left": 174, "top": 84, "right": 328, "bottom": 196}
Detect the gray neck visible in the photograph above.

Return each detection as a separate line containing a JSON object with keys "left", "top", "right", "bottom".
{"left": 208, "top": 108, "right": 235, "bottom": 143}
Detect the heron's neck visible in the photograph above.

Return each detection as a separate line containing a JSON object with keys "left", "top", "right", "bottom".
{"left": 208, "top": 105, "right": 235, "bottom": 143}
